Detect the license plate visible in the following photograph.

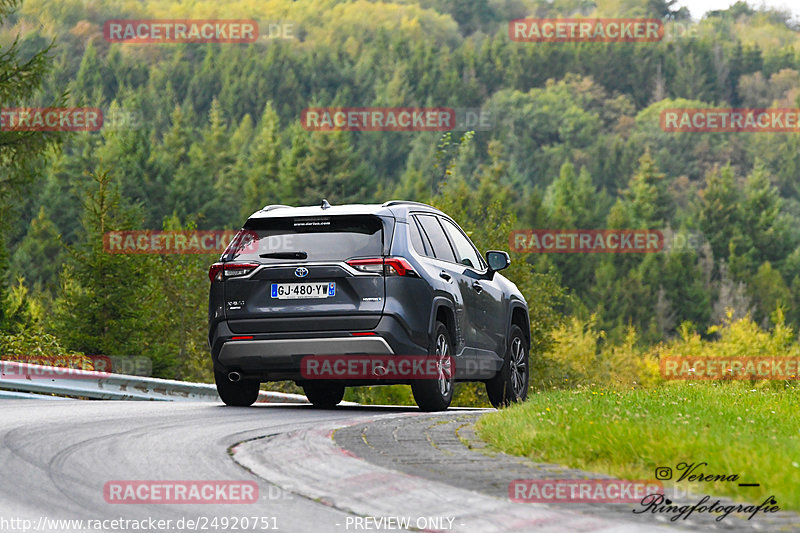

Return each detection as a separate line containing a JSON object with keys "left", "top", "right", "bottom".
{"left": 271, "top": 282, "right": 335, "bottom": 299}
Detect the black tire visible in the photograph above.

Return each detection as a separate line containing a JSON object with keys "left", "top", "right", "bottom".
{"left": 215, "top": 370, "right": 260, "bottom": 407}
{"left": 303, "top": 382, "right": 345, "bottom": 409}
{"left": 486, "top": 324, "right": 529, "bottom": 408}
{"left": 411, "top": 321, "right": 454, "bottom": 412}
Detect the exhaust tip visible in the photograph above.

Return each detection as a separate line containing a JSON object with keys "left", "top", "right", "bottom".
{"left": 228, "top": 371, "right": 241, "bottom": 382}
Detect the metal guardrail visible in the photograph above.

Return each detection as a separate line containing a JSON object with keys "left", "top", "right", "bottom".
{"left": 0, "top": 389, "right": 69, "bottom": 400}
{"left": 0, "top": 361, "right": 309, "bottom": 403}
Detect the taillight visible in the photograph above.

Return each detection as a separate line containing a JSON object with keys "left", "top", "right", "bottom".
{"left": 347, "top": 258, "right": 384, "bottom": 274}
{"left": 346, "top": 257, "right": 416, "bottom": 276}
{"left": 384, "top": 257, "right": 415, "bottom": 276}
{"left": 208, "top": 262, "right": 259, "bottom": 282}
{"left": 209, "top": 263, "right": 223, "bottom": 282}
{"left": 224, "top": 263, "right": 259, "bottom": 277}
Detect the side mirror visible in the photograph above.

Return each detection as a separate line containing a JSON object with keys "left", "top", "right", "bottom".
{"left": 485, "top": 250, "right": 511, "bottom": 272}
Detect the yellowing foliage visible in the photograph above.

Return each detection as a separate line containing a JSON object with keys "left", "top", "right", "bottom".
{"left": 537, "top": 309, "right": 800, "bottom": 390}
{"left": 142, "top": 0, "right": 460, "bottom": 50}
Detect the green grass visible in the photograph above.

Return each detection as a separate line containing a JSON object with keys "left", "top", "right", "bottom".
{"left": 476, "top": 383, "right": 800, "bottom": 510}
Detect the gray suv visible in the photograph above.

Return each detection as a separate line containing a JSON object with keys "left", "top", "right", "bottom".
{"left": 208, "top": 200, "right": 530, "bottom": 411}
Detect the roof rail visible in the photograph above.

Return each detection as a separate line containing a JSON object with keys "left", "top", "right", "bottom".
{"left": 260, "top": 204, "right": 291, "bottom": 212}
{"left": 381, "top": 200, "right": 437, "bottom": 209}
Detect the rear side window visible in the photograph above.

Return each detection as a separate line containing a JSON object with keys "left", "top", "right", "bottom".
{"left": 415, "top": 214, "right": 457, "bottom": 263}
{"left": 223, "top": 215, "right": 383, "bottom": 262}
{"left": 441, "top": 218, "right": 483, "bottom": 269}
{"left": 408, "top": 218, "right": 431, "bottom": 256}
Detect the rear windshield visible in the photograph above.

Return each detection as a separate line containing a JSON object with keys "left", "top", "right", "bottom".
{"left": 222, "top": 215, "right": 384, "bottom": 262}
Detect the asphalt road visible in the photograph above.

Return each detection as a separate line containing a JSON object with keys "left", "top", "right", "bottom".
{"left": 0, "top": 400, "right": 424, "bottom": 533}
{"left": 3, "top": 400, "right": 787, "bottom": 533}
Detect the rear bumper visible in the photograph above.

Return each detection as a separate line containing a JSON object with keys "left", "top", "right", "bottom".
{"left": 209, "top": 314, "right": 427, "bottom": 383}
{"left": 219, "top": 336, "right": 394, "bottom": 365}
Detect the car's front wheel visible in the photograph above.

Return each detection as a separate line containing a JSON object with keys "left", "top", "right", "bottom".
{"left": 411, "top": 321, "right": 454, "bottom": 412}
{"left": 486, "top": 324, "right": 529, "bottom": 408}
{"left": 302, "top": 382, "right": 345, "bottom": 409}
{"left": 215, "top": 370, "right": 260, "bottom": 407}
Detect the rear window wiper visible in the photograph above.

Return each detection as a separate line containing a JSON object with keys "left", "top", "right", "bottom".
{"left": 259, "top": 251, "right": 308, "bottom": 259}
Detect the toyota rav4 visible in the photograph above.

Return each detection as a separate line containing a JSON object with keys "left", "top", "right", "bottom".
{"left": 208, "top": 200, "right": 530, "bottom": 411}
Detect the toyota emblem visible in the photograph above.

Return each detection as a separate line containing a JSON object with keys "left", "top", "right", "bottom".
{"left": 294, "top": 267, "right": 309, "bottom": 278}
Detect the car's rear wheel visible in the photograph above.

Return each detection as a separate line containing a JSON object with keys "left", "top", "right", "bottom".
{"left": 302, "top": 382, "right": 345, "bottom": 409}
{"left": 215, "top": 370, "right": 260, "bottom": 407}
{"left": 411, "top": 321, "right": 454, "bottom": 412}
{"left": 486, "top": 324, "right": 529, "bottom": 408}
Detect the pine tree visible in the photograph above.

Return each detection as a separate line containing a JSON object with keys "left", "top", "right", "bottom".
{"left": 8, "top": 207, "right": 63, "bottom": 295}
{"left": 0, "top": 0, "right": 62, "bottom": 329}
{"left": 280, "top": 123, "right": 367, "bottom": 206}
{"left": 277, "top": 121, "right": 311, "bottom": 205}
{"left": 542, "top": 162, "right": 603, "bottom": 295}
{"left": 659, "top": 232, "right": 711, "bottom": 333}
{"left": 96, "top": 97, "right": 154, "bottom": 224}
{"left": 72, "top": 41, "right": 111, "bottom": 104}
{"left": 593, "top": 152, "right": 674, "bottom": 339}
{"left": 168, "top": 99, "right": 232, "bottom": 226}
{"left": 242, "top": 102, "right": 281, "bottom": 218}
{"left": 211, "top": 113, "right": 253, "bottom": 226}
{"left": 694, "top": 164, "right": 741, "bottom": 265}
{"left": 614, "top": 149, "right": 673, "bottom": 229}
{"left": 49, "top": 169, "right": 152, "bottom": 356}
{"left": 146, "top": 215, "right": 211, "bottom": 381}
{"left": 544, "top": 162, "right": 600, "bottom": 228}
{"left": 730, "top": 162, "right": 793, "bottom": 278}
{"left": 149, "top": 105, "right": 195, "bottom": 224}
{"left": 749, "top": 261, "right": 790, "bottom": 327}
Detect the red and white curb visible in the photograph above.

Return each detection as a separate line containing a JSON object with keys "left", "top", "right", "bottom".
{"left": 231, "top": 414, "right": 679, "bottom": 532}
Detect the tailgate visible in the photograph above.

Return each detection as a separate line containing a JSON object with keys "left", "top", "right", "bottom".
{"left": 221, "top": 214, "right": 390, "bottom": 333}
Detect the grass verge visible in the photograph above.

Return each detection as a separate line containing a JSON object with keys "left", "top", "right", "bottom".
{"left": 475, "top": 382, "right": 800, "bottom": 510}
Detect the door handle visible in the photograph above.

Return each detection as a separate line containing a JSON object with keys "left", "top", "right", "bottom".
{"left": 472, "top": 281, "right": 483, "bottom": 293}
{"left": 439, "top": 270, "right": 451, "bottom": 281}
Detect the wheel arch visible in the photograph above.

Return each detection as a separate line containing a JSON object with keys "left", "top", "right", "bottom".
{"left": 509, "top": 303, "right": 530, "bottom": 350}
{"left": 430, "top": 296, "right": 457, "bottom": 348}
